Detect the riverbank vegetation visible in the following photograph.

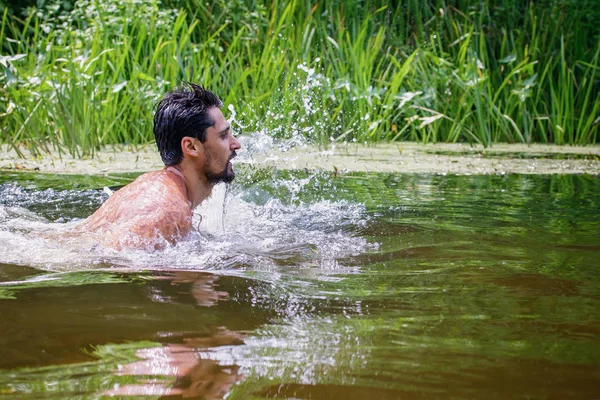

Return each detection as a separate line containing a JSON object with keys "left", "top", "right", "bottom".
{"left": 1, "top": 0, "right": 599, "bottom": 156}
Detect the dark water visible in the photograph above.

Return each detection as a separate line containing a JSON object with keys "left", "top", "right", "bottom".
{"left": 0, "top": 170, "right": 599, "bottom": 399}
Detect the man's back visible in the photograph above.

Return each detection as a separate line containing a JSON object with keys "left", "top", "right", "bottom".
{"left": 76, "top": 168, "right": 192, "bottom": 250}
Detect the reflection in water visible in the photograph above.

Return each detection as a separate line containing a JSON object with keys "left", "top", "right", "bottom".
{"left": 110, "top": 331, "right": 243, "bottom": 398}
{"left": 109, "top": 272, "right": 245, "bottom": 398}
{"left": 152, "top": 271, "right": 231, "bottom": 307}
{"left": 0, "top": 269, "right": 255, "bottom": 398}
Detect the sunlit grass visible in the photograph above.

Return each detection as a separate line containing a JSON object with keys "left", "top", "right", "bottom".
{"left": 0, "top": 0, "right": 598, "bottom": 156}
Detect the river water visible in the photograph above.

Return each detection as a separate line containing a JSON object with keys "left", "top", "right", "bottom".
{"left": 0, "top": 168, "right": 599, "bottom": 399}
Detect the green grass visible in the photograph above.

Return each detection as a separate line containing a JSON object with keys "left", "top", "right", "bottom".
{"left": 0, "top": 0, "right": 599, "bottom": 156}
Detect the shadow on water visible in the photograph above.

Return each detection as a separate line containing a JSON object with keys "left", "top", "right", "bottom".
{"left": 0, "top": 170, "right": 599, "bottom": 399}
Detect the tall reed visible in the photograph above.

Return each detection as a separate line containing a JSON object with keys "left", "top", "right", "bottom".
{"left": 1, "top": 0, "right": 598, "bottom": 156}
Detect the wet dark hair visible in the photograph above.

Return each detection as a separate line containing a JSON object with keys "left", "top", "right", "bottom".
{"left": 153, "top": 82, "right": 223, "bottom": 166}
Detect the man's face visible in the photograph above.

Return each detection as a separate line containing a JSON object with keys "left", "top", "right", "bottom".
{"left": 201, "top": 107, "right": 241, "bottom": 184}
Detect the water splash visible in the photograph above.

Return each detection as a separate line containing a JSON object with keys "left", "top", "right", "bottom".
{"left": 0, "top": 173, "right": 371, "bottom": 272}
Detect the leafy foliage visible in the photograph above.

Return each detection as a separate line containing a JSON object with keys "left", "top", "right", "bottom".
{"left": 1, "top": 0, "right": 599, "bottom": 155}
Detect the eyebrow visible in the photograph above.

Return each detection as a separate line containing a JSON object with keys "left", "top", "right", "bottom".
{"left": 217, "top": 125, "right": 230, "bottom": 135}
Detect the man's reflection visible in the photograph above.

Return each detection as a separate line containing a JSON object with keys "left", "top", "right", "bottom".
{"left": 153, "top": 271, "right": 230, "bottom": 307}
{"left": 108, "top": 271, "right": 244, "bottom": 399}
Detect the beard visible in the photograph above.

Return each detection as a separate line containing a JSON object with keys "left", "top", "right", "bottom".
{"left": 204, "top": 152, "right": 236, "bottom": 184}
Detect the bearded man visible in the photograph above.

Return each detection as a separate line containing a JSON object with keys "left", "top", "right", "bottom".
{"left": 76, "top": 83, "right": 241, "bottom": 250}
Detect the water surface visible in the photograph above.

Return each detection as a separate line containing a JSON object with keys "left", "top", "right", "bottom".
{"left": 0, "top": 170, "right": 599, "bottom": 399}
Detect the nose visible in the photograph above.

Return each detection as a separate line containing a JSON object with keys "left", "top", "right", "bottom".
{"left": 230, "top": 135, "right": 241, "bottom": 151}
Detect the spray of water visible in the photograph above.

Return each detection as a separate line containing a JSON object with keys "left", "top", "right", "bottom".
{"left": 0, "top": 71, "right": 372, "bottom": 273}
{"left": 0, "top": 167, "right": 371, "bottom": 273}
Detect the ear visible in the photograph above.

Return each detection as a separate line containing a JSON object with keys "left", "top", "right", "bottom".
{"left": 181, "top": 136, "right": 201, "bottom": 157}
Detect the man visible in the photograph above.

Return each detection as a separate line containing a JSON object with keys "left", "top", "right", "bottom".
{"left": 76, "top": 83, "right": 241, "bottom": 250}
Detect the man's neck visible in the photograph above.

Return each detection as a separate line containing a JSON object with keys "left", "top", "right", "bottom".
{"left": 172, "top": 162, "right": 213, "bottom": 209}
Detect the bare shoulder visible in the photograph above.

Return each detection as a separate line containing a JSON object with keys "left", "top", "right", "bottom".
{"left": 111, "top": 169, "right": 191, "bottom": 226}
{"left": 77, "top": 169, "right": 192, "bottom": 249}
